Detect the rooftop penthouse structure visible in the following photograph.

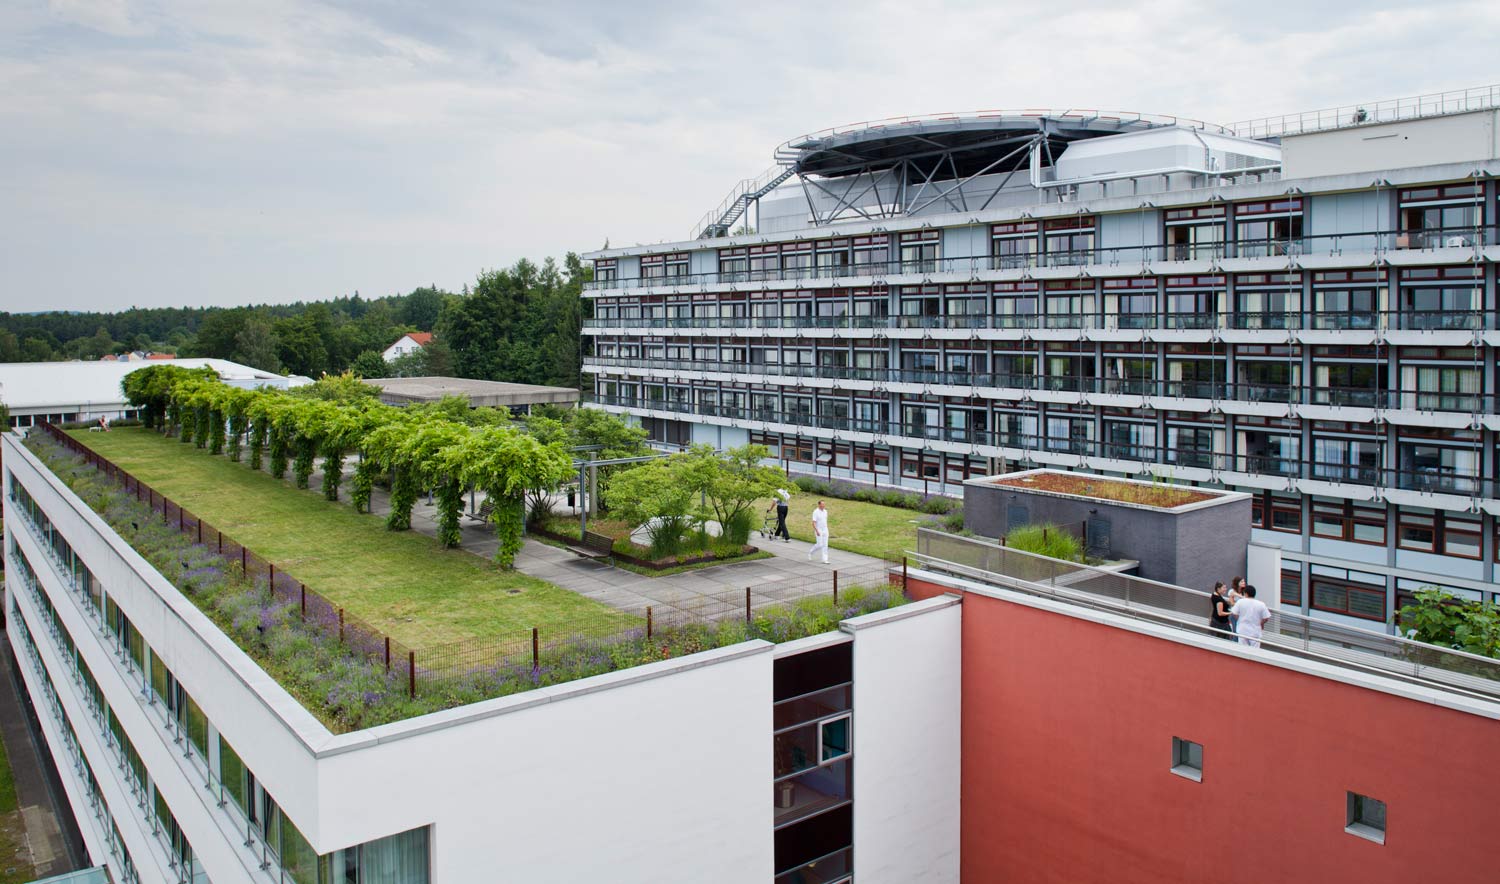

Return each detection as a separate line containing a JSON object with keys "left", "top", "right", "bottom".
{"left": 581, "top": 84, "right": 1500, "bottom": 634}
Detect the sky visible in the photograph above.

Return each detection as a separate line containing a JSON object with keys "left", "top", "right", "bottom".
{"left": 3, "top": 0, "right": 1499, "bottom": 313}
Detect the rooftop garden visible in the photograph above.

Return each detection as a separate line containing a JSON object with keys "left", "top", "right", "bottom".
{"left": 992, "top": 471, "right": 1218, "bottom": 509}
{"left": 25, "top": 431, "right": 907, "bottom": 733}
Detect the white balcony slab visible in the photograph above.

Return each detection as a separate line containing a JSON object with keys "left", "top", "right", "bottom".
{"left": 1382, "top": 488, "right": 1474, "bottom": 513}
{"left": 1480, "top": 415, "right": 1500, "bottom": 433}
{"left": 1216, "top": 400, "right": 1292, "bottom": 418}
{"left": 1146, "top": 396, "right": 1210, "bottom": 413}
{"left": 1147, "top": 463, "right": 1212, "bottom": 483}
{"left": 1382, "top": 329, "right": 1478, "bottom": 348}
{"left": 1084, "top": 456, "right": 1148, "bottom": 475}
{"left": 1477, "top": 499, "right": 1500, "bottom": 517}
{"left": 1382, "top": 247, "right": 1478, "bottom": 267}
{"left": 1295, "top": 329, "right": 1378, "bottom": 346}
{"left": 1295, "top": 404, "right": 1377, "bottom": 424}
{"left": 972, "top": 327, "right": 1029, "bottom": 342}
{"left": 1219, "top": 329, "right": 1293, "bottom": 345}
{"left": 1217, "top": 470, "right": 1293, "bottom": 492}
{"left": 1084, "top": 263, "right": 1149, "bottom": 278}
{"left": 1298, "top": 479, "right": 1378, "bottom": 501}
{"left": 1217, "top": 256, "right": 1293, "bottom": 273}
{"left": 1084, "top": 327, "right": 1147, "bottom": 343}
{"left": 1382, "top": 409, "right": 1475, "bottom": 429}
{"left": 1150, "top": 329, "right": 1214, "bottom": 344}
{"left": 1028, "top": 265, "right": 1087, "bottom": 280}
{"left": 1087, "top": 393, "right": 1147, "bottom": 409}
{"left": 1294, "top": 252, "right": 1378, "bottom": 269}
{"left": 1028, "top": 449, "right": 1087, "bottom": 470}
{"left": 1030, "top": 389, "right": 1086, "bottom": 405}
{"left": 1030, "top": 327, "right": 1088, "bottom": 342}
{"left": 1147, "top": 259, "right": 1214, "bottom": 276}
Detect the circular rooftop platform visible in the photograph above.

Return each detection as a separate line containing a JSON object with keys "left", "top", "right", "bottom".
{"left": 777, "top": 110, "right": 1232, "bottom": 180}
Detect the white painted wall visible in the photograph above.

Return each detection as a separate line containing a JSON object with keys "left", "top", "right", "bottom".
{"left": 1282, "top": 110, "right": 1500, "bottom": 178}
{"left": 847, "top": 597, "right": 962, "bottom": 883}
{"left": 317, "top": 645, "right": 774, "bottom": 882}
{"left": 1245, "top": 540, "right": 1283, "bottom": 613}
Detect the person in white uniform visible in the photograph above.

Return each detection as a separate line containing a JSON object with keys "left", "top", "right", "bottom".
{"left": 808, "top": 500, "right": 830, "bottom": 564}
{"left": 1230, "top": 585, "right": 1271, "bottom": 648}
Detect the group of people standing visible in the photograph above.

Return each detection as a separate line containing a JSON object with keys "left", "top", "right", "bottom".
{"left": 1210, "top": 577, "right": 1271, "bottom": 647}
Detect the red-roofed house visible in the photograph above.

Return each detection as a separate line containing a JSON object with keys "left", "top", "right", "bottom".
{"left": 382, "top": 332, "right": 434, "bottom": 363}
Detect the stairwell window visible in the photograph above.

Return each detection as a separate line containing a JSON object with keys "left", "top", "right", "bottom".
{"left": 1345, "top": 792, "right": 1386, "bottom": 844}
{"left": 1170, "top": 737, "right": 1203, "bottom": 782}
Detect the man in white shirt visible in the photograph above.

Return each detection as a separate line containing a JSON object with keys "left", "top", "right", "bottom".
{"left": 808, "top": 500, "right": 830, "bottom": 565}
{"left": 1230, "top": 585, "right": 1271, "bottom": 648}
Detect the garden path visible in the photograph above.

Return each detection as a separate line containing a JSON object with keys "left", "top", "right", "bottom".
{"left": 345, "top": 475, "right": 893, "bottom": 620}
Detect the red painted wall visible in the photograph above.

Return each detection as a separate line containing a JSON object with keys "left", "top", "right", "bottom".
{"left": 908, "top": 578, "right": 1498, "bottom": 884}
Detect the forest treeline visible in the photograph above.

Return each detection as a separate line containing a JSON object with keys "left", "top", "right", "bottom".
{"left": 0, "top": 254, "right": 591, "bottom": 388}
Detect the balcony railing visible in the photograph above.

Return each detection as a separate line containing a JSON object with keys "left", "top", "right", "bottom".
{"left": 584, "top": 225, "right": 1500, "bottom": 291}
{"left": 587, "top": 357, "right": 1494, "bottom": 415}
{"left": 584, "top": 308, "right": 1497, "bottom": 332}
{"left": 593, "top": 395, "right": 1500, "bottom": 497}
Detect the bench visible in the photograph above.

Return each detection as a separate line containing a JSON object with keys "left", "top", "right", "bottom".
{"left": 464, "top": 498, "right": 495, "bottom": 524}
{"left": 569, "top": 529, "right": 614, "bottom": 560}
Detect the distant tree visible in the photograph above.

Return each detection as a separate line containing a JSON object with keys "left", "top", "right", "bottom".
{"left": 232, "top": 316, "right": 282, "bottom": 372}
{"left": 423, "top": 339, "right": 454, "bottom": 376}
{"left": 401, "top": 286, "right": 446, "bottom": 331}
{"left": 186, "top": 309, "right": 250, "bottom": 358}
{"left": 20, "top": 337, "right": 53, "bottom": 361}
{"left": 274, "top": 312, "right": 329, "bottom": 377}
{"left": 348, "top": 350, "right": 389, "bottom": 379}
{"left": 0, "top": 329, "right": 20, "bottom": 362}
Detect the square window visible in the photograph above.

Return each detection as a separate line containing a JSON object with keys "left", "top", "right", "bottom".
{"left": 1346, "top": 792, "right": 1386, "bottom": 844}
{"left": 1171, "top": 737, "right": 1203, "bottom": 782}
{"left": 819, "top": 716, "right": 850, "bottom": 764}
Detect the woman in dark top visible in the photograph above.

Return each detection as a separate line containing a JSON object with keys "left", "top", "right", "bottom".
{"left": 1209, "top": 581, "right": 1234, "bottom": 639}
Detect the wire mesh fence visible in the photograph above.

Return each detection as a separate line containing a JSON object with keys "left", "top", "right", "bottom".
{"left": 914, "top": 528, "right": 1500, "bottom": 700}
{"left": 40, "top": 424, "right": 910, "bottom": 700}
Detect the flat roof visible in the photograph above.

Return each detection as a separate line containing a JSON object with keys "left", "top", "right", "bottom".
{"left": 365, "top": 376, "right": 579, "bottom": 408}
{"left": 0, "top": 358, "right": 299, "bottom": 412}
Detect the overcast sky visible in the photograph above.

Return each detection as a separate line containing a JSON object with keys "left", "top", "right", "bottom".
{"left": 3, "top": 0, "right": 1499, "bottom": 313}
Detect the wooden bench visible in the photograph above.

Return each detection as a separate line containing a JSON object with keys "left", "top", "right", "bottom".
{"left": 569, "top": 529, "right": 614, "bottom": 560}
{"left": 464, "top": 498, "right": 495, "bottom": 524}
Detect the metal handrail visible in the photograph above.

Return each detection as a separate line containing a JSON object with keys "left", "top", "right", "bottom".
{"left": 1229, "top": 84, "right": 1500, "bottom": 140}
{"left": 909, "top": 529, "right": 1500, "bottom": 701}
{"left": 585, "top": 224, "right": 1500, "bottom": 291}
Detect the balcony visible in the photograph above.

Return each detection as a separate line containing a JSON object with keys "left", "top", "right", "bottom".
{"left": 584, "top": 225, "right": 1500, "bottom": 292}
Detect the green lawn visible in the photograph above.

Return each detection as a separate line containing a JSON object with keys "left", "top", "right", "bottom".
{"left": 781, "top": 495, "right": 938, "bottom": 560}
{"left": 72, "top": 428, "right": 631, "bottom": 649}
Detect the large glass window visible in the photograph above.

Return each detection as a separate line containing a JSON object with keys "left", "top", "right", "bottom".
{"left": 1164, "top": 205, "right": 1225, "bottom": 260}
{"left": 1235, "top": 198, "right": 1302, "bottom": 256}
{"left": 1043, "top": 217, "right": 1095, "bottom": 266}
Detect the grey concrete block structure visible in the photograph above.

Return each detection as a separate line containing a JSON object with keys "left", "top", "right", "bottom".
{"left": 964, "top": 470, "right": 1251, "bottom": 591}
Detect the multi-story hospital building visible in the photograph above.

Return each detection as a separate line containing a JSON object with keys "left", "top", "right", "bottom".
{"left": 583, "top": 85, "right": 1500, "bottom": 632}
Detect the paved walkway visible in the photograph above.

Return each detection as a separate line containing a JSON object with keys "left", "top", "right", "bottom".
{"left": 309, "top": 460, "right": 890, "bottom": 620}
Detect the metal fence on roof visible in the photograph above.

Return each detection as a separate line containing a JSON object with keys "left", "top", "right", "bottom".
{"left": 912, "top": 528, "right": 1500, "bottom": 702}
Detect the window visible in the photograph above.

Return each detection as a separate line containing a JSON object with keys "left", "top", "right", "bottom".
{"left": 1235, "top": 198, "right": 1302, "bottom": 256}
{"left": 1346, "top": 792, "right": 1387, "bottom": 844}
{"left": 1311, "top": 575, "right": 1386, "bottom": 621}
{"left": 819, "top": 716, "right": 850, "bottom": 764}
{"left": 1170, "top": 737, "right": 1203, "bottom": 782}
{"left": 1280, "top": 567, "right": 1302, "bottom": 607}
{"left": 1164, "top": 205, "right": 1226, "bottom": 260}
{"left": 1043, "top": 217, "right": 1095, "bottom": 265}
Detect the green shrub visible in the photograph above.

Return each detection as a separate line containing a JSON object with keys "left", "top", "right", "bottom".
{"left": 1006, "top": 523, "right": 1083, "bottom": 562}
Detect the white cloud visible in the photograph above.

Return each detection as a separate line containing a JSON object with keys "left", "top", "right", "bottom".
{"left": 2, "top": 0, "right": 1499, "bottom": 311}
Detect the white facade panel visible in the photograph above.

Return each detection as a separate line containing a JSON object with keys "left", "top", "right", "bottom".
{"left": 1282, "top": 110, "right": 1500, "bottom": 178}
{"left": 848, "top": 597, "right": 961, "bottom": 884}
